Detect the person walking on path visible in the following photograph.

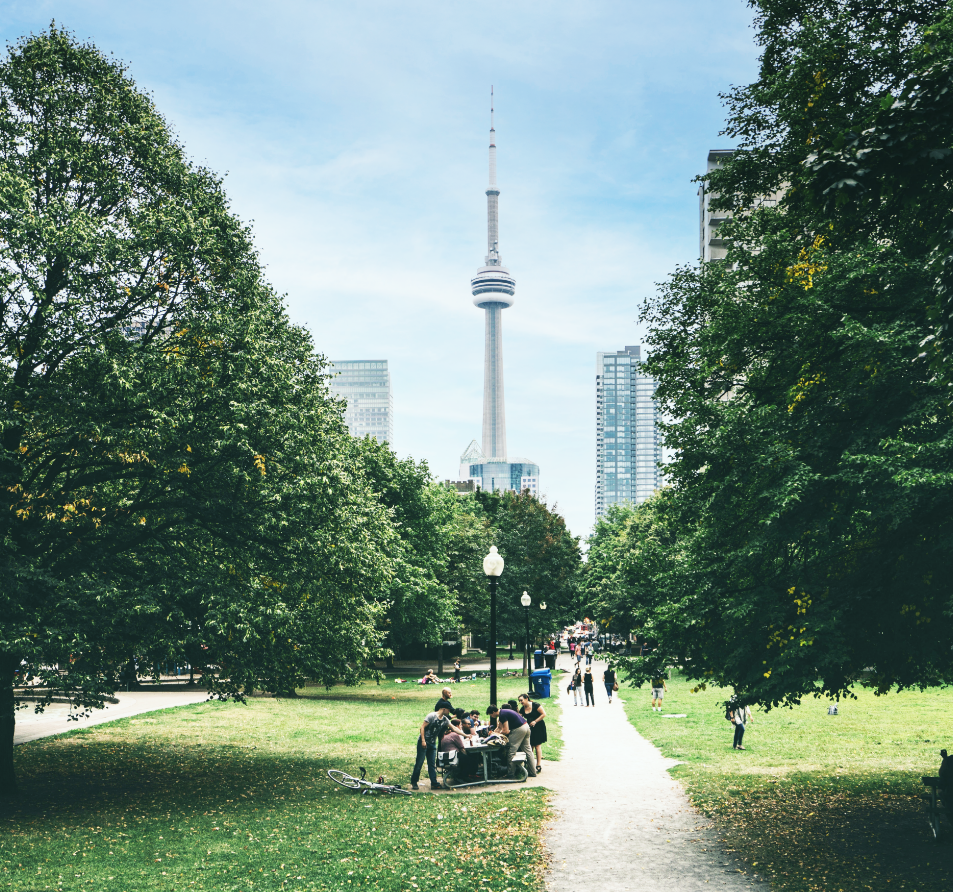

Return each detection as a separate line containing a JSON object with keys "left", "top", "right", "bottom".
{"left": 570, "top": 666, "right": 584, "bottom": 706}
{"left": 586, "top": 642, "right": 594, "bottom": 666}
{"left": 569, "top": 640, "right": 576, "bottom": 660}
{"left": 651, "top": 672, "right": 668, "bottom": 711}
{"left": 411, "top": 699, "right": 453, "bottom": 790}
{"left": 487, "top": 704, "right": 537, "bottom": 778}
{"left": 583, "top": 667, "right": 595, "bottom": 706}
{"left": 603, "top": 666, "right": 617, "bottom": 704}
{"left": 518, "top": 692, "right": 548, "bottom": 773}
{"left": 730, "top": 702, "right": 753, "bottom": 750}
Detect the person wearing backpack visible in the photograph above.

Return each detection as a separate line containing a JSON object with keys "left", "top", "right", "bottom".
{"left": 410, "top": 699, "right": 453, "bottom": 790}
{"left": 729, "top": 701, "right": 752, "bottom": 750}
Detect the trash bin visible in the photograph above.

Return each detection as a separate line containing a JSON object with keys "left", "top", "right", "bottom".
{"left": 530, "top": 668, "right": 551, "bottom": 698}
{"left": 544, "top": 649, "right": 556, "bottom": 670}
{"left": 533, "top": 649, "right": 544, "bottom": 669}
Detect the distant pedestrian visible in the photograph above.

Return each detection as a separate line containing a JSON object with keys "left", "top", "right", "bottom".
{"left": 585, "top": 643, "right": 593, "bottom": 665}
{"left": 583, "top": 667, "right": 595, "bottom": 706}
{"left": 603, "top": 666, "right": 617, "bottom": 704}
{"left": 411, "top": 699, "right": 453, "bottom": 790}
{"left": 730, "top": 702, "right": 752, "bottom": 750}
{"left": 651, "top": 672, "right": 667, "bottom": 712}
{"left": 453, "top": 659, "right": 461, "bottom": 682}
{"left": 569, "top": 640, "right": 576, "bottom": 658}
{"left": 571, "top": 666, "right": 583, "bottom": 706}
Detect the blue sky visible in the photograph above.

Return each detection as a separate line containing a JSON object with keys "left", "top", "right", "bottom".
{"left": 1, "top": 1, "right": 761, "bottom": 541}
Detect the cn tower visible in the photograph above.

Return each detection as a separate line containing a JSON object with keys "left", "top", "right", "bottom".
{"left": 471, "top": 86, "right": 516, "bottom": 461}
{"left": 458, "top": 89, "right": 539, "bottom": 497}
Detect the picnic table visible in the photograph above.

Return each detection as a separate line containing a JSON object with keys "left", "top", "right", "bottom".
{"left": 439, "top": 738, "right": 528, "bottom": 789}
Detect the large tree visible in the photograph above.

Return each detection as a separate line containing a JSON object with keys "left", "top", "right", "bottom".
{"left": 606, "top": 0, "right": 953, "bottom": 708}
{"left": 474, "top": 489, "right": 582, "bottom": 669}
{"left": 0, "top": 27, "right": 392, "bottom": 794}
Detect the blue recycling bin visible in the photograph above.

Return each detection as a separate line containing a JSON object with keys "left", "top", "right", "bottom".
{"left": 530, "top": 668, "right": 551, "bottom": 698}
{"left": 533, "top": 649, "right": 544, "bottom": 669}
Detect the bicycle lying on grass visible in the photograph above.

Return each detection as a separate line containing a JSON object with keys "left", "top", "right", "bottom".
{"left": 327, "top": 767, "right": 412, "bottom": 795}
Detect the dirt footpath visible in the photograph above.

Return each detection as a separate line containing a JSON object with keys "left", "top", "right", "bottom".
{"left": 541, "top": 656, "right": 766, "bottom": 891}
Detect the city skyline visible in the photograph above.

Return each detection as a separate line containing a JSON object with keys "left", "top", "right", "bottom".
{"left": 0, "top": 1, "right": 762, "bottom": 539}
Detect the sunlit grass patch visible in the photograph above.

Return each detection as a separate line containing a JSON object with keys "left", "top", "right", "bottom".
{"left": 621, "top": 675, "right": 953, "bottom": 892}
{"left": 2, "top": 674, "right": 555, "bottom": 891}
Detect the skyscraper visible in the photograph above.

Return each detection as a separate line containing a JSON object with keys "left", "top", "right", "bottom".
{"left": 595, "top": 346, "right": 661, "bottom": 519}
{"left": 459, "top": 89, "right": 539, "bottom": 495}
{"left": 328, "top": 360, "right": 394, "bottom": 443}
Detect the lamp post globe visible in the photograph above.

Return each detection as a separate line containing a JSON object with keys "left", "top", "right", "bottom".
{"left": 483, "top": 546, "right": 504, "bottom": 707}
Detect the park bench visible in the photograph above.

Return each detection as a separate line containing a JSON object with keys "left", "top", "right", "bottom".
{"left": 922, "top": 776, "right": 949, "bottom": 840}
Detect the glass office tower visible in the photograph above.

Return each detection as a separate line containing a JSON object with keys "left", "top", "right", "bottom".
{"left": 328, "top": 360, "right": 394, "bottom": 444}
{"left": 595, "top": 345, "right": 661, "bottom": 519}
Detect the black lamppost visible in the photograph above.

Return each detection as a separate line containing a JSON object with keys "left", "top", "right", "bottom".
{"left": 521, "top": 590, "right": 531, "bottom": 676}
{"left": 483, "top": 546, "right": 505, "bottom": 708}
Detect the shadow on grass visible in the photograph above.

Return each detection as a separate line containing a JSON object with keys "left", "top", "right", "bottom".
{"left": 690, "top": 772, "right": 953, "bottom": 892}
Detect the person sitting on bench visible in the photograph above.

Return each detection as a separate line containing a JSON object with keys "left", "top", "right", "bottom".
{"left": 440, "top": 718, "right": 478, "bottom": 776}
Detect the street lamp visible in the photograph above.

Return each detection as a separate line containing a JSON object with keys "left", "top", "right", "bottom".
{"left": 521, "top": 591, "right": 531, "bottom": 677}
{"left": 483, "top": 546, "right": 505, "bottom": 708}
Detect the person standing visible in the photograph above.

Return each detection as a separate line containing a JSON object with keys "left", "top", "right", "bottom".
{"left": 585, "top": 642, "right": 593, "bottom": 666}
{"left": 583, "top": 667, "right": 595, "bottom": 706}
{"left": 731, "top": 702, "right": 752, "bottom": 750}
{"left": 453, "top": 659, "right": 461, "bottom": 683}
{"left": 518, "top": 692, "right": 548, "bottom": 773}
{"left": 603, "top": 665, "right": 617, "bottom": 704}
{"left": 651, "top": 671, "right": 668, "bottom": 711}
{"left": 486, "top": 704, "right": 537, "bottom": 778}
{"left": 436, "top": 687, "right": 453, "bottom": 711}
{"left": 570, "top": 666, "right": 583, "bottom": 706}
{"left": 411, "top": 699, "right": 453, "bottom": 790}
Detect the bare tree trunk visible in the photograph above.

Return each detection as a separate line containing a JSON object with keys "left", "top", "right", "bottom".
{"left": 0, "top": 653, "right": 19, "bottom": 796}
{"left": 437, "top": 642, "right": 444, "bottom": 676}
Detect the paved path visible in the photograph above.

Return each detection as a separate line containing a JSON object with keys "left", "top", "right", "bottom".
{"left": 542, "top": 656, "right": 765, "bottom": 891}
{"left": 14, "top": 690, "right": 209, "bottom": 745}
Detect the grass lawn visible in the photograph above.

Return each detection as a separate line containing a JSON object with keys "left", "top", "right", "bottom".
{"left": 621, "top": 674, "right": 953, "bottom": 892}
{"left": 1, "top": 674, "right": 560, "bottom": 892}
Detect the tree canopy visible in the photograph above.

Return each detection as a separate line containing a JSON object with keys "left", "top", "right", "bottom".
{"left": 588, "top": 0, "right": 953, "bottom": 709}
{"left": 0, "top": 26, "right": 395, "bottom": 793}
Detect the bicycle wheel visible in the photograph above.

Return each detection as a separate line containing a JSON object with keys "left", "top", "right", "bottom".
{"left": 327, "top": 769, "right": 361, "bottom": 790}
{"left": 387, "top": 785, "right": 413, "bottom": 796}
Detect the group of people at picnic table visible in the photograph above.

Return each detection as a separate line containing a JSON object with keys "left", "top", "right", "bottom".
{"left": 410, "top": 686, "right": 547, "bottom": 790}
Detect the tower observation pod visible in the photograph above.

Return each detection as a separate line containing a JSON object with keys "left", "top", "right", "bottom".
{"left": 472, "top": 86, "right": 516, "bottom": 462}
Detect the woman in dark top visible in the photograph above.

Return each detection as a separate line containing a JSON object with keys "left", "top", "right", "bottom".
{"left": 518, "top": 692, "right": 548, "bottom": 772}
{"left": 583, "top": 667, "right": 595, "bottom": 706}
{"left": 603, "top": 666, "right": 617, "bottom": 704}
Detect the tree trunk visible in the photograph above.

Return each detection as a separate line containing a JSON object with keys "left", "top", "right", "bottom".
{"left": 0, "top": 653, "right": 19, "bottom": 796}
{"left": 385, "top": 654, "right": 394, "bottom": 670}
{"left": 437, "top": 642, "right": 444, "bottom": 676}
